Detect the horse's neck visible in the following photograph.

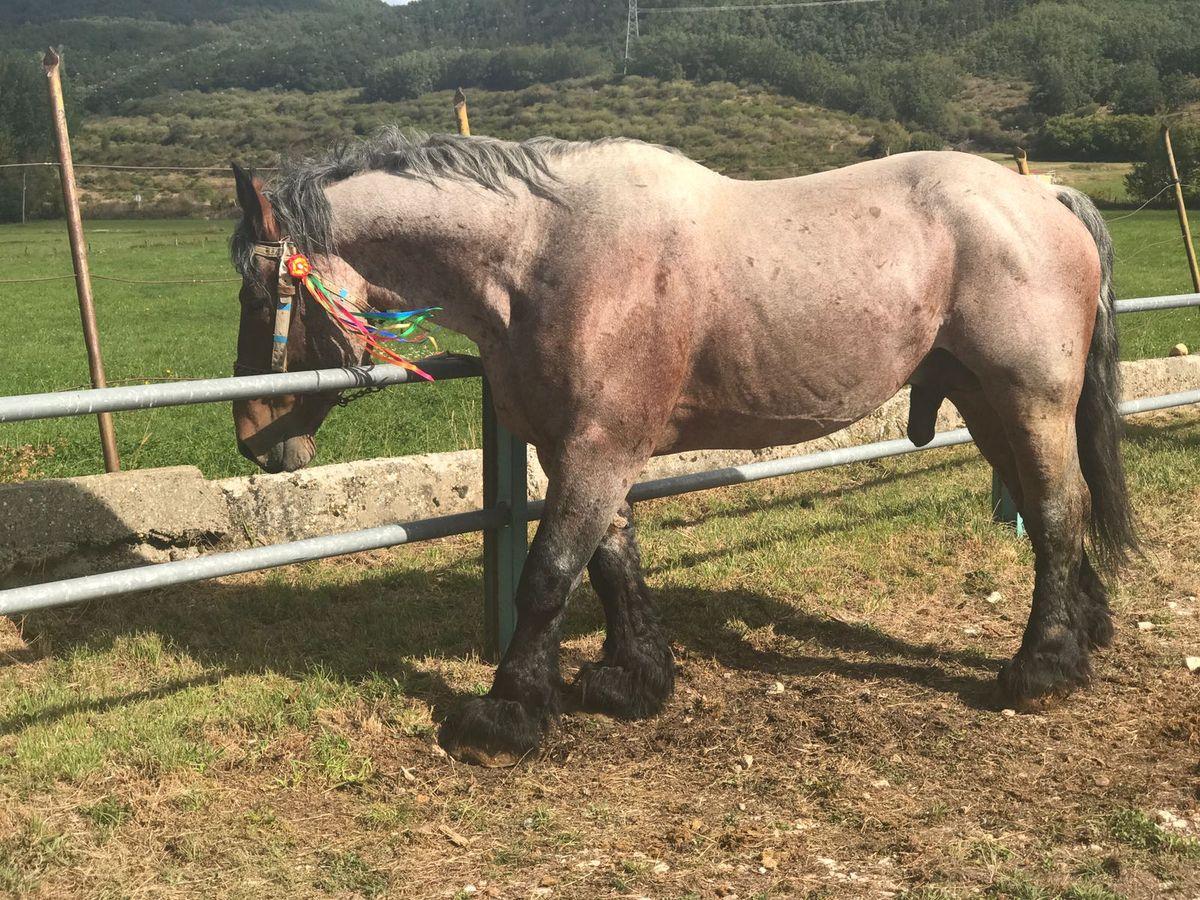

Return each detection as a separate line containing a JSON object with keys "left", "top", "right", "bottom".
{"left": 326, "top": 172, "right": 538, "bottom": 346}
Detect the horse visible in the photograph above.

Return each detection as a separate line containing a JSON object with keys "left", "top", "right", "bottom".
{"left": 228, "top": 130, "right": 1137, "bottom": 767}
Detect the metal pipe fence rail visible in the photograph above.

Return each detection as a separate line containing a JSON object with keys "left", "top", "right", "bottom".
{"left": 2, "top": 293, "right": 1199, "bottom": 656}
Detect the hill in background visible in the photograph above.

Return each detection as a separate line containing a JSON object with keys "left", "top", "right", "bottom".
{"left": 6, "top": 0, "right": 1196, "bottom": 124}
{"left": 66, "top": 78, "right": 886, "bottom": 216}
{"left": 2, "top": 0, "right": 1200, "bottom": 218}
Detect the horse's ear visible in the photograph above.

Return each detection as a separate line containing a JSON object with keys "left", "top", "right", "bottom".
{"left": 231, "top": 162, "right": 279, "bottom": 242}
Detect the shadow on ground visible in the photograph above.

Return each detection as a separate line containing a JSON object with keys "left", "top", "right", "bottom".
{"left": 4, "top": 562, "right": 1001, "bottom": 739}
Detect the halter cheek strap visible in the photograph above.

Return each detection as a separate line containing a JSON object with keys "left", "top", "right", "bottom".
{"left": 252, "top": 240, "right": 297, "bottom": 373}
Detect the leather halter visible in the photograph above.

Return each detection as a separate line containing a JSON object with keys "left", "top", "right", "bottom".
{"left": 252, "top": 240, "right": 298, "bottom": 372}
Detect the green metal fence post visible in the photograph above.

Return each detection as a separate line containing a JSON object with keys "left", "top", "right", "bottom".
{"left": 991, "top": 469, "right": 1025, "bottom": 537}
{"left": 482, "top": 378, "right": 528, "bottom": 660}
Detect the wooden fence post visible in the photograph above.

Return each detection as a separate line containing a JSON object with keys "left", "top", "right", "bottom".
{"left": 1014, "top": 147, "right": 1031, "bottom": 177}
{"left": 43, "top": 48, "right": 120, "bottom": 473}
{"left": 1163, "top": 127, "right": 1200, "bottom": 294}
{"left": 454, "top": 88, "right": 471, "bottom": 137}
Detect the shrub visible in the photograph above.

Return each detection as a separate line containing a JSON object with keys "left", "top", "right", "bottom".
{"left": 1034, "top": 114, "right": 1157, "bottom": 162}
{"left": 1128, "top": 124, "right": 1200, "bottom": 205}
{"left": 361, "top": 45, "right": 612, "bottom": 102}
{"left": 362, "top": 52, "right": 444, "bottom": 102}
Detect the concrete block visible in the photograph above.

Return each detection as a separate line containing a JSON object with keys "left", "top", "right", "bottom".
{"left": 0, "top": 465, "right": 231, "bottom": 578}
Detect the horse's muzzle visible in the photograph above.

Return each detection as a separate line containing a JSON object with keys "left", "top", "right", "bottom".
{"left": 238, "top": 434, "right": 316, "bottom": 473}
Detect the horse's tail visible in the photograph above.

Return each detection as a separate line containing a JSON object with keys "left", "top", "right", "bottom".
{"left": 1056, "top": 186, "right": 1138, "bottom": 575}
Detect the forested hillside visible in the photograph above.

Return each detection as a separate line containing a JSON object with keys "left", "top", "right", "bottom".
{"left": 2, "top": 0, "right": 1200, "bottom": 220}
{"left": 5, "top": 0, "right": 1199, "bottom": 124}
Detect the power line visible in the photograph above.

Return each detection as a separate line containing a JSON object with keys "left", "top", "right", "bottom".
{"left": 639, "top": 0, "right": 894, "bottom": 12}
{"left": 0, "top": 273, "right": 239, "bottom": 286}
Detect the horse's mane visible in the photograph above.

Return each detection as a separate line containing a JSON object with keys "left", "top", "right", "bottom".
{"left": 231, "top": 130, "right": 657, "bottom": 275}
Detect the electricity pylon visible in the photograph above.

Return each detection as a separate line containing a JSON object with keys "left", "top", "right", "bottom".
{"left": 624, "top": 0, "right": 640, "bottom": 72}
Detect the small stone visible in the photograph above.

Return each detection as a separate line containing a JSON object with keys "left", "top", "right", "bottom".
{"left": 871, "top": 778, "right": 891, "bottom": 788}
{"left": 439, "top": 824, "right": 471, "bottom": 847}
{"left": 1157, "top": 809, "right": 1188, "bottom": 831}
{"left": 1170, "top": 343, "right": 1189, "bottom": 357}
{"left": 985, "top": 591, "right": 1003, "bottom": 605}
{"left": 1002, "top": 708, "right": 1017, "bottom": 718}
{"left": 400, "top": 767, "right": 416, "bottom": 783}
{"left": 761, "top": 849, "right": 779, "bottom": 871}
{"left": 1185, "top": 657, "right": 1200, "bottom": 673}
{"left": 1093, "top": 774, "right": 1111, "bottom": 787}
{"left": 963, "top": 626, "right": 981, "bottom": 637}
{"left": 766, "top": 681, "right": 785, "bottom": 695}
{"left": 652, "top": 862, "right": 670, "bottom": 875}
{"left": 742, "top": 754, "right": 754, "bottom": 769}
{"left": 1137, "top": 621, "right": 1156, "bottom": 631}
{"left": 461, "top": 887, "right": 477, "bottom": 897}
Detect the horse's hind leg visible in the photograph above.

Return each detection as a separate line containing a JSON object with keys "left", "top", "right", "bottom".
{"left": 575, "top": 502, "right": 674, "bottom": 718}
{"left": 1077, "top": 551, "right": 1114, "bottom": 649}
{"left": 988, "top": 388, "right": 1096, "bottom": 706}
{"left": 950, "top": 386, "right": 1113, "bottom": 653}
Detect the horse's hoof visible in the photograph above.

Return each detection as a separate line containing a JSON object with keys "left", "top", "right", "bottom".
{"left": 1084, "top": 604, "right": 1115, "bottom": 651}
{"left": 438, "top": 696, "right": 544, "bottom": 767}
{"left": 998, "top": 643, "right": 1091, "bottom": 708}
{"left": 574, "top": 649, "right": 674, "bottom": 721}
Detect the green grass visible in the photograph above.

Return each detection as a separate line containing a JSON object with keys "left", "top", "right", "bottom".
{"left": 1, "top": 204, "right": 1198, "bottom": 481}
{"left": 0, "top": 219, "right": 480, "bottom": 480}
{"left": 1107, "top": 809, "right": 1200, "bottom": 858}
{"left": 983, "top": 157, "right": 1134, "bottom": 205}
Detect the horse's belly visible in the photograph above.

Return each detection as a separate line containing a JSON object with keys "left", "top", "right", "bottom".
{"left": 658, "top": 387, "right": 897, "bottom": 455}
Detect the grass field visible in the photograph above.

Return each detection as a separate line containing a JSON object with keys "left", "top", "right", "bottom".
{"left": 1, "top": 409, "right": 1197, "bottom": 897}
{"left": 2, "top": 205, "right": 1199, "bottom": 481}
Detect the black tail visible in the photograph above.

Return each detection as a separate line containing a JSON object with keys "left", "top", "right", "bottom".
{"left": 1057, "top": 187, "right": 1139, "bottom": 575}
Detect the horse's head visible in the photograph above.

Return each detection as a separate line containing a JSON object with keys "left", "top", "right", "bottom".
{"left": 230, "top": 164, "right": 367, "bottom": 473}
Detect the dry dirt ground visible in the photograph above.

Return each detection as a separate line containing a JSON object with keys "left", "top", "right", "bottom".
{"left": 1, "top": 412, "right": 1198, "bottom": 899}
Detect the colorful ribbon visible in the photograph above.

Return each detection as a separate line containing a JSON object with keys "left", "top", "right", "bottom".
{"left": 285, "top": 254, "right": 438, "bottom": 382}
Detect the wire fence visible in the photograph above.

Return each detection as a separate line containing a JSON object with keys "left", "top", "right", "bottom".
{"left": 0, "top": 161, "right": 276, "bottom": 172}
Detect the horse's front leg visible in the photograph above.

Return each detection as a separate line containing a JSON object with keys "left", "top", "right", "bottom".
{"left": 440, "top": 440, "right": 649, "bottom": 767}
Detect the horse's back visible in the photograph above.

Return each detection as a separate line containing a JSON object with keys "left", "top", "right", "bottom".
{"left": 640, "top": 152, "right": 1102, "bottom": 454}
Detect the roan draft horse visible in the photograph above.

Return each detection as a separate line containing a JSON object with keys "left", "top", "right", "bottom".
{"left": 229, "top": 131, "right": 1137, "bottom": 766}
